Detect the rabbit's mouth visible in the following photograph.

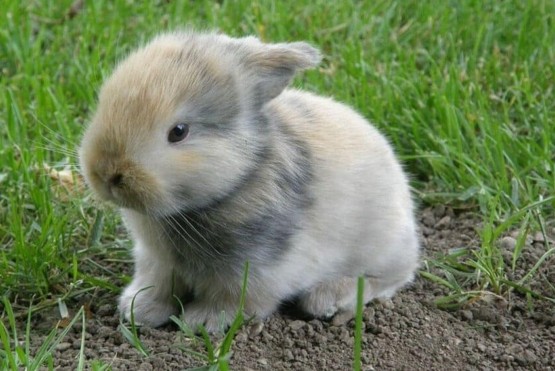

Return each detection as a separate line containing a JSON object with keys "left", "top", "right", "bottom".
{"left": 89, "top": 178, "right": 147, "bottom": 213}
{"left": 84, "top": 162, "right": 160, "bottom": 214}
{"left": 107, "top": 184, "right": 143, "bottom": 210}
{"left": 109, "top": 180, "right": 168, "bottom": 215}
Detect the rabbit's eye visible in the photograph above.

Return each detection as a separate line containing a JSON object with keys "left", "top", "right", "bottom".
{"left": 168, "top": 123, "right": 189, "bottom": 143}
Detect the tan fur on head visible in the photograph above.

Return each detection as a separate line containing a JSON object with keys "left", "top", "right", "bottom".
{"left": 80, "top": 32, "right": 321, "bottom": 216}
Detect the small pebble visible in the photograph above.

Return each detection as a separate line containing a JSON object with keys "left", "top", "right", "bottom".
{"left": 234, "top": 332, "right": 248, "bottom": 343}
{"left": 248, "top": 321, "right": 264, "bottom": 338}
{"left": 498, "top": 236, "right": 517, "bottom": 250}
{"left": 432, "top": 204, "right": 446, "bottom": 217}
{"left": 138, "top": 362, "right": 153, "bottom": 371}
{"left": 262, "top": 331, "right": 274, "bottom": 341}
{"left": 472, "top": 307, "right": 496, "bottom": 322}
{"left": 505, "top": 344, "right": 523, "bottom": 354}
{"left": 460, "top": 310, "right": 473, "bottom": 321}
{"left": 436, "top": 215, "right": 451, "bottom": 229}
{"left": 421, "top": 210, "right": 435, "bottom": 227}
{"left": 422, "top": 226, "right": 434, "bottom": 236}
{"left": 532, "top": 231, "right": 545, "bottom": 243}
{"left": 56, "top": 342, "right": 71, "bottom": 351}
{"left": 500, "top": 354, "right": 515, "bottom": 363}
{"left": 364, "top": 307, "right": 376, "bottom": 321}
{"left": 522, "top": 349, "right": 538, "bottom": 364}
{"left": 380, "top": 299, "right": 395, "bottom": 310}
{"left": 288, "top": 320, "right": 306, "bottom": 331}
{"left": 339, "top": 328, "right": 351, "bottom": 343}
{"left": 283, "top": 338, "right": 294, "bottom": 347}
{"left": 96, "top": 304, "right": 114, "bottom": 317}
{"left": 332, "top": 310, "right": 354, "bottom": 326}
{"left": 284, "top": 349, "right": 294, "bottom": 361}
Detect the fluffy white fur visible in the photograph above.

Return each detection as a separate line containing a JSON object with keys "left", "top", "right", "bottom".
{"left": 79, "top": 31, "right": 420, "bottom": 332}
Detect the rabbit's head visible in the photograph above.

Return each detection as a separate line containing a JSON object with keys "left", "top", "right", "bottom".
{"left": 79, "top": 32, "right": 320, "bottom": 216}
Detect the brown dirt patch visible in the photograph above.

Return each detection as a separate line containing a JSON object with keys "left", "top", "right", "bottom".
{"left": 23, "top": 208, "right": 555, "bottom": 370}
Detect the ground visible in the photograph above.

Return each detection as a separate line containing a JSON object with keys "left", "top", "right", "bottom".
{"left": 26, "top": 208, "right": 555, "bottom": 370}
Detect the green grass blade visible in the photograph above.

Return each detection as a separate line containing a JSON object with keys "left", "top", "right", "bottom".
{"left": 88, "top": 210, "right": 104, "bottom": 247}
{"left": 77, "top": 305, "right": 87, "bottom": 371}
{"left": 518, "top": 247, "right": 555, "bottom": 286}
{"left": 2, "top": 297, "right": 18, "bottom": 353}
{"left": 30, "top": 306, "right": 84, "bottom": 369}
{"left": 118, "top": 286, "right": 151, "bottom": 357}
{"left": 198, "top": 326, "right": 216, "bottom": 363}
{"left": 217, "top": 261, "right": 249, "bottom": 368}
{"left": 512, "top": 213, "right": 531, "bottom": 271}
{"left": 0, "top": 317, "right": 17, "bottom": 370}
{"left": 353, "top": 276, "right": 364, "bottom": 371}
{"left": 23, "top": 298, "right": 34, "bottom": 368}
{"left": 419, "top": 271, "right": 457, "bottom": 291}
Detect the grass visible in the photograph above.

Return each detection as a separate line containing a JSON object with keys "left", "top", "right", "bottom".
{"left": 117, "top": 287, "right": 152, "bottom": 358}
{"left": 353, "top": 277, "right": 365, "bottom": 371}
{"left": 422, "top": 197, "right": 555, "bottom": 310}
{"left": 0, "top": 297, "right": 85, "bottom": 370}
{"left": 1, "top": 0, "right": 554, "bottom": 368}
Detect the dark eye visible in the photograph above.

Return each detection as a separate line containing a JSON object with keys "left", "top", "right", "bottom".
{"left": 168, "top": 123, "right": 190, "bottom": 143}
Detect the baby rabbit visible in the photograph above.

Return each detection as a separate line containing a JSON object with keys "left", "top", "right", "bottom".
{"left": 79, "top": 31, "right": 419, "bottom": 332}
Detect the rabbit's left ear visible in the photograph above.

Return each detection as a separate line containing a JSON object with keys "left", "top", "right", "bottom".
{"left": 243, "top": 41, "right": 321, "bottom": 104}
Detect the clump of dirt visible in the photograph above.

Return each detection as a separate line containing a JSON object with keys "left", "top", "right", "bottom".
{"left": 22, "top": 208, "right": 555, "bottom": 370}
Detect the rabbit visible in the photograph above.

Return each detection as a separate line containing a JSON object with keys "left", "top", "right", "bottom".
{"left": 79, "top": 31, "right": 420, "bottom": 332}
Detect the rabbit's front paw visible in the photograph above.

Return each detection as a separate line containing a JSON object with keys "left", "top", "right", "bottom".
{"left": 299, "top": 277, "right": 367, "bottom": 319}
{"left": 119, "top": 285, "right": 177, "bottom": 327}
{"left": 181, "top": 302, "right": 239, "bottom": 334}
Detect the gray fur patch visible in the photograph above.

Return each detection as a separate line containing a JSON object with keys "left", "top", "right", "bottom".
{"left": 160, "top": 121, "right": 313, "bottom": 279}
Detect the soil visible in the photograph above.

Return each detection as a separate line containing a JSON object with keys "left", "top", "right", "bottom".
{"left": 22, "top": 207, "right": 555, "bottom": 370}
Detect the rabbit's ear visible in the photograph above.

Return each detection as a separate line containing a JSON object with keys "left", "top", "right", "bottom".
{"left": 243, "top": 41, "right": 321, "bottom": 104}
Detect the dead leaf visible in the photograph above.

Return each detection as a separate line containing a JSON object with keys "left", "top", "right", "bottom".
{"left": 41, "top": 163, "right": 85, "bottom": 200}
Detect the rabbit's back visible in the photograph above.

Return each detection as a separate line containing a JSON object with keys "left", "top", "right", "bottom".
{"left": 265, "top": 89, "right": 419, "bottom": 280}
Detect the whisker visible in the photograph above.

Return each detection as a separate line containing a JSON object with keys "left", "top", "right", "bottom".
{"left": 127, "top": 188, "right": 220, "bottom": 266}
{"left": 164, "top": 214, "right": 213, "bottom": 267}
{"left": 29, "top": 112, "right": 80, "bottom": 148}
{"left": 180, "top": 204, "right": 228, "bottom": 234}
{"left": 151, "top": 213, "right": 198, "bottom": 268}
{"left": 40, "top": 140, "right": 79, "bottom": 155}
{"left": 172, "top": 207, "right": 219, "bottom": 248}
{"left": 166, "top": 213, "right": 210, "bottom": 256}
{"left": 34, "top": 144, "right": 79, "bottom": 160}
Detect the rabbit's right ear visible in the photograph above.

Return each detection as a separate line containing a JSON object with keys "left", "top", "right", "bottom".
{"left": 242, "top": 40, "right": 322, "bottom": 105}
